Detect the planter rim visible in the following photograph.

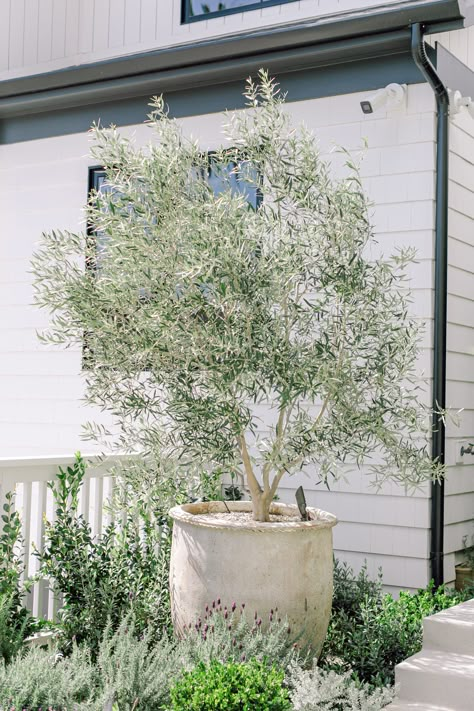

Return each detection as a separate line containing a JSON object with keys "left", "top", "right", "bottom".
{"left": 455, "top": 562, "right": 474, "bottom": 571}
{"left": 169, "top": 500, "right": 337, "bottom": 531}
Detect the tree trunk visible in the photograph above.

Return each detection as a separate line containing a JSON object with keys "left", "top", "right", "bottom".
{"left": 251, "top": 492, "right": 272, "bottom": 522}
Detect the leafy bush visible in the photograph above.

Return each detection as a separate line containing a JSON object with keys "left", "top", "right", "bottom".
{"left": 0, "top": 492, "right": 37, "bottom": 663}
{"left": 37, "top": 453, "right": 173, "bottom": 655}
{"left": 320, "top": 561, "right": 471, "bottom": 687}
{"left": 288, "top": 662, "right": 395, "bottom": 711}
{"left": 169, "top": 658, "right": 291, "bottom": 711}
{"left": 0, "top": 594, "right": 34, "bottom": 666}
{"left": 331, "top": 560, "right": 383, "bottom": 618}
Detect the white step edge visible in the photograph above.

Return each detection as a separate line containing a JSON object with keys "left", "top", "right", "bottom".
{"left": 423, "top": 600, "right": 474, "bottom": 656}
{"left": 386, "top": 703, "right": 455, "bottom": 711}
{"left": 395, "top": 649, "right": 474, "bottom": 711}
{"left": 386, "top": 704, "right": 456, "bottom": 711}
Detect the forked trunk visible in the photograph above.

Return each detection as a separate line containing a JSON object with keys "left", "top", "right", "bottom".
{"left": 251, "top": 492, "right": 272, "bottom": 522}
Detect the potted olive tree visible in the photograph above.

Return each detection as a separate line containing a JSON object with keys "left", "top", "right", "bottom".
{"left": 32, "top": 72, "right": 440, "bottom": 653}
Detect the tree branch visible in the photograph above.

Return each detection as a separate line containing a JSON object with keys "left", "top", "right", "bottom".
{"left": 238, "top": 434, "right": 262, "bottom": 499}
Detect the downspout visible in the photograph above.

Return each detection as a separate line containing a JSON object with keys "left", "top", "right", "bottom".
{"left": 411, "top": 23, "right": 449, "bottom": 588}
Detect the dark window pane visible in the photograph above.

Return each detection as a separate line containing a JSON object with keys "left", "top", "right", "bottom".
{"left": 189, "top": 0, "right": 259, "bottom": 17}
{"left": 208, "top": 159, "right": 260, "bottom": 210}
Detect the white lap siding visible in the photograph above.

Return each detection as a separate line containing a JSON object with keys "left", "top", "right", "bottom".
{"left": 0, "top": 0, "right": 420, "bottom": 81}
{"left": 0, "top": 84, "right": 437, "bottom": 590}
{"left": 426, "top": 27, "right": 474, "bottom": 585}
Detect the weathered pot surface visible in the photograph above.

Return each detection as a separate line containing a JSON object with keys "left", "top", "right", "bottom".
{"left": 455, "top": 563, "right": 474, "bottom": 591}
{"left": 169, "top": 500, "right": 337, "bottom": 654}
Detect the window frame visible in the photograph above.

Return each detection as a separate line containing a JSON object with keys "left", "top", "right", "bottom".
{"left": 181, "top": 0, "right": 298, "bottom": 24}
{"left": 83, "top": 166, "right": 107, "bottom": 368}
{"left": 86, "top": 165, "right": 107, "bottom": 274}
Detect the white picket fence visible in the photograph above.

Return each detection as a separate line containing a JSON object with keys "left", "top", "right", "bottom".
{"left": 0, "top": 453, "right": 132, "bottom": 621}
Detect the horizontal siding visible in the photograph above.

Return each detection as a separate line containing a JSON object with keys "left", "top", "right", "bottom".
{"left": 442, "top": 68, "right": 474, "bottom": 581}
{"left": 0, "top": 0, "right": 416, "bottom": 80}
{"left": 429, "top": 25, "right": 474, "bottom": 70}
{"left": 0, "top": 85, "right": 438, "bottom": 590}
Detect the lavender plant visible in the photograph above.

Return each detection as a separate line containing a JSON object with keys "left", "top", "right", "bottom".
{"left": 31, "top": 71, "right": 441, "bottom": 522}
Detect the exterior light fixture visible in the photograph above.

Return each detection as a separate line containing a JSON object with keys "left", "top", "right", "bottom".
{"left": 450, "top": 89, "right": 474, "bottom": 119}
{"left": 360, "top": 83, "right": 407, "bottom": 114}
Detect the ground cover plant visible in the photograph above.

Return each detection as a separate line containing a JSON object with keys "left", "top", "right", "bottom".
{"left": 0, "top": 554, "right": 471, "bottom": 709}
{"left": 288, "top": 663, "right": 395, "bottom": 711}
{"left": 169, "top": 658, "right": 291, "bottom": 711}
{"left": 31, "top": 71, "right": 442, "bottom": 523}
{"left": 0, "top": 610, "right": 298, "bottom": 711}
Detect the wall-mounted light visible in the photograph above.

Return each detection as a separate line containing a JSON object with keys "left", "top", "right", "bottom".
{"left": 360, "top": 83, "right": 407, "bottom": 115}
{"left": 449, "top": 89, "right": 474, "bottom": 119}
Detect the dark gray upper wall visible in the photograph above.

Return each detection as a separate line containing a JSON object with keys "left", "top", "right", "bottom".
{"left": 0, "top": 50, "right": 426, "bottom": 145}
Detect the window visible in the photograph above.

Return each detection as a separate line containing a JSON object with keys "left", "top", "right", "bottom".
{"left": 206, "top": 155, "right": 261, "bottom": 210}
{"left": 182, "top": 0, "right": 298, "bottom": 23}
{"left": 87, "top": 166, "right": 110, "bottom": 273}
{"left": 84, "top": 158, "right": 259, "bottom": 365}
{"left": 87, "top": 157, "right": 260, "bottom": 257}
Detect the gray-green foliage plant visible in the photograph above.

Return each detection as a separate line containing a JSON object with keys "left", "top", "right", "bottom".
{"left": 32, "top": 71, "right": 440, "bottom": 522}
{"left": 0, "top": 611, "right": 297, "bottom": 710}
{"left": 288, "top": 663, "right": 395, "bottom": 711}
{"left": 0, "top": 644, "right": 97, "bottom": 710}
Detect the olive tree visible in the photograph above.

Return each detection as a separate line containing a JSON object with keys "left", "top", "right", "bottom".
{"left": 32, "top": 72, "right": 440, "bottom": 522}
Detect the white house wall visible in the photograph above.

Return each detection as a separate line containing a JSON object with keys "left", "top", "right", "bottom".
{"left": 0, "top": 0, "right": 419, "bottom": 81}
{"left": 0, "top": 83, "right": 437, "bottom": 591}
{"left": 425, "top": 26, "right": 474, "bottom": 583}
{"left": 445, "top": 106, "right": 474, "bottom": 583}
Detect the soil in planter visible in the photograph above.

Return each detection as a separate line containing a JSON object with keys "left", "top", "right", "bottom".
{"left": 192, "top": 511, "right": 302, "bottom": 525}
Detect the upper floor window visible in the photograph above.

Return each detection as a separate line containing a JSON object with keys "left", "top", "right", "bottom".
{"left": 182, "top": 0, "right": 298, "bottom": 23}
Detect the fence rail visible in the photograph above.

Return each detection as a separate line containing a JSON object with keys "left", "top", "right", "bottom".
{"left": 0, "top": 453, "right": 132, "bottom": 621}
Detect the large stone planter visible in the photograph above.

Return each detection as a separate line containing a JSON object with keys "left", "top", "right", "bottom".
{"left": 169, "top": 500, "right": 337, "bottom": 654}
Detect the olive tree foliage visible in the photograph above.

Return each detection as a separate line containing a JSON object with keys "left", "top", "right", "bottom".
{"left": 32, "top": 72, "right": 441, "bottom": 522}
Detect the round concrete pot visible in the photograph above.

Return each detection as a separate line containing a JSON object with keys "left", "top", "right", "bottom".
{"left": 455, "top": 563, "right": 474, "bottom": 591}
{"left": 169, "top": 500, "right": 337, "bottom": 654}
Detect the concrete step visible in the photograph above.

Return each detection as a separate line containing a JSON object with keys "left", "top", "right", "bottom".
{"left": 423, "top": 600, "right": 474, "bottom": 656}
{"left": 395, "top": 648, "right": 474, "bottom": 711}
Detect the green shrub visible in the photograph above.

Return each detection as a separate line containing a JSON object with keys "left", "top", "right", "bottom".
{"left": 0, "top": 492, "right": 37, "bottom": 663}
{"left": 169, "top": 658, "right": 291, "bottom": 711}
{"left": 320, "top": 561, "right": 471, "bottom": 688}
{"left": 36, "top": 453, "right": 173, "bottom": 655}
